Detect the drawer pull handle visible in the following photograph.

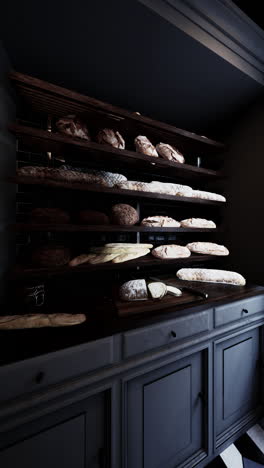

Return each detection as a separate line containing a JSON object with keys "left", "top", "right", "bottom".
{"left": 170, "top": 330, "right": 177, "bottom": 338}
{"left": 35, "top": 371, "right": 45, "bottom": 384}
{"left": 242, "top": 308, "right": 249, "bottom": 314}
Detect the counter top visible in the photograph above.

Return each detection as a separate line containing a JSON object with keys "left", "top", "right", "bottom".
{"left": 0, "top": 282, "right": 264, "bottom": 367}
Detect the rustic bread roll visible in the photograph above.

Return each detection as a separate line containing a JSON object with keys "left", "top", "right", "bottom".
{"left": 32, "top": 245, "right": 71, "bottom": 267}
{"left": 156, "top": 143, "right": 185, "bottom": 163}
{"left": 110, "top": 204, "right": 139, "bottom": 225}
{"left": 56, "top": 115, "right": 90, "bottom": 140}
{"left": 152, "top": 244, "right": 191, "bottom": 259}
{"left": 0, "top": 314, "right": 86, "bottom": 329}
{"left": 141, "top": 216, "right": 180, "bottom": 227}
{"left": 78, "top": 210, "right": 110, "bottom": 225}
{"left": 186, "top": 242, "right": 229, "bottom": 256}
{"left": 120, "top": 279, "right": 148, "bottom": 301}
{"left": 191, "top": 190, "right": 226, "bottom": 202}
{"left": 180, "top": 218, "right": 216, "bottom": 229}
{"left": 97, "top": 129, "right": 125, "bottom": 149}
{"left": 177, "top": 268, "right": 246, "bottom": 286}
{"left": 134, "top": 136, "right": 158, "bottom": 157}
{"left": 31, "top": 208, "right": 70, "bottom": 224}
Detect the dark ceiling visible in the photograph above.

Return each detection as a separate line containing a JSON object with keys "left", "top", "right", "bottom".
{"left": 1, "top": 0, "right": 263, "bottom": 140}
{"left": 233, "top": 1, "right": 264, "bottom": 30}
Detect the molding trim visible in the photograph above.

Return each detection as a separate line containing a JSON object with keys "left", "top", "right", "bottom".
{"left": 138, "top": 0, "right": 264, "bottom": 85}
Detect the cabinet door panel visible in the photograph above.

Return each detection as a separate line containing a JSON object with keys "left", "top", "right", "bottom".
{"left": 0, "top": 415, "right": 85, "bottom": 468}
{"left": 126, "top": 351, "right": 206, "bottom": 468}
{"left": 215, "top": 328, "right": 260, "bottom": 438}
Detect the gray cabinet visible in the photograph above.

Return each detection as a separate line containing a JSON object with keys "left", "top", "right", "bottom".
{"left": 214, "top": 327, "right": 262, "bottom": 446}
{"left": 125, "top": 350, "right": 207, "bottom": 468}
{"left": 0, "top": 391, "right": 109, "bottom": 468}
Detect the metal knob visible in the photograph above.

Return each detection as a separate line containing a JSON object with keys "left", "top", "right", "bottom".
{"left": 171, "top": 330, "right": 177, "bottom": 338}
{"left": 35, "top": 371, "right": 45, "bottom": 384}
{"left": 242, "top": 308, "right": 249, "bottom": 314}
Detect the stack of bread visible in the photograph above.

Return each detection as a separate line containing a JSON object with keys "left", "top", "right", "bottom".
{"left": 69, "top": 243, "right": 153, "bottom": 267}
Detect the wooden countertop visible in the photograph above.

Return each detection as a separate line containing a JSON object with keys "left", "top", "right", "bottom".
{"left": 0, "top": 282, "right": 263, "bottom": 366}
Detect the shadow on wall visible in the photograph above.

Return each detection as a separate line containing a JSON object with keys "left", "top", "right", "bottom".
{"left": 224, "top": 93, "right": 264, "bottom": 284}
{"left": 0, "top": 41, "right": 16, "bottom": 301}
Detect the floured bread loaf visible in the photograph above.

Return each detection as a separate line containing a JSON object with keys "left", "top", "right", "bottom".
{"left": 56, "top": 115, "right": 90, "bottom": 140}
{"left": 177, "top": 268, "right": 246, "bottom": 286}
{"left": 147, "top": 181, "right": 192, "bottom": 197}
{"left": 97, "top": 128, "right": 125, "bottom": 149}
{"left": 192, "top": 190, "right": 226, "bottom": 202}
{"left": 180, "top": 218, "right": 216, "bottom": 229}
{"left": 186, "top": 242, "right": 229, "bottom": 256}
{"left": 116, "top": 181, "right": 150, "bottom": 192}
{"left": 134, "top": 136, "right": 158, "bottom": 157}
{"left": 152, "top": 244, "right": 191, "bottom": 259}
{"left": 141, "top": 216, "right": 180, "bottom": 227}
{"left": 0, "top": 313, "right": 86, "bottom": 329}
{"left": 120, "top": 279, "right": 148, "bottom": 301}
{"left": 156, "top": 143, "right": 185, "bottom": 163}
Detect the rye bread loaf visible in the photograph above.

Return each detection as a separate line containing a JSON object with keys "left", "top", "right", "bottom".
{"left": 97, "top": 128, "right": 125, "bottom": 149}
{"left": 134, "top": 136, "right": 158, "bottom": 157}
{"left": 156, "top": 143, "right": 185, "bottom": 163}
{"left": 177, "top": 268, "right": 246, "bottom": 286}
{"left": 0, "top": 313, "right": 86, "bottom": 329}
{"left": 180, "top": 218, "right": 216, "bottom": 229}
{"left": 141, "top": 216, "right": 180, "bottom": 227}
{"left": 78, "top": 210, "right": 110, "bottom": 225}
{"left": 56, "top": 115, "right": 90, "bottom": 140}
{"left": 152, "top": 244, "right": 191, "bottom": 259}
{"left": 110, "top": 204, "right": 139, "bottom": 225}
{"left": 186, "top": 242, "right": 229, "bottom": 256}
{"left": 31, "top": 208, "right": 70, "bottom": 224}
{"left": 32, "top": 245, "right": 71, "bottom": 267}
{"left": 120, "top": 279, "right": 148, "bottom": 301}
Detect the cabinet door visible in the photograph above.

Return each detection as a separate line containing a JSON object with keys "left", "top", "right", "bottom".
{"left": 0, "top": 391, "right": 109, "bottom": 468}
{"left": 126, "top": 351, "right": 207, "bottom": 468}
{"left": 215, "top": 328, "right": 261, "bottom": 443}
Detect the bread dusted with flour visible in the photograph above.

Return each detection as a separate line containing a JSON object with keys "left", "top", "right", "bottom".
{"left": 186, "top": 242, "right": 229, "bottom": 256}
{"left": 141, "top": 216, "right": 180, "bottom": 227}
{"left": 56, "top": 115, "right": 91, "bottom": 140}
{"left": 152, "top": 244, "right": 191, "bottom": 259}
{"left": 180, "top": 218, "right": 216, "bottom": 229}
{"left": 119, "top": 280, "right": 148, "bottom": 301}
{"left": 156, "top": 143, "right": 185, "bottom": 163}
{"left": 177, "top": 268, "right": 246, "bottom": 285}
{"left": 97, "top": 128, "right": 125, "bottom": 149}
{"left": 134, "top": 136, "right": 158, "bottom": 157}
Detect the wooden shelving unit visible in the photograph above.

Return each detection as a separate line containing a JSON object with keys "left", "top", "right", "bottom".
{"left": 9, "top": 71, "right": 226, "bottom": 281}
{"left": 11, "top": 223, "right": 221, "bottom": 233}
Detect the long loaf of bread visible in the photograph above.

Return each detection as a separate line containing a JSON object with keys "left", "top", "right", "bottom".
{"left": 0, "top": 314, "right": 86, "bottom": 329}
{"left": 176, "top": 268, "right": 246, "bottom": 285}
{"left": 186, "top": 242, "right": 229, "bottom": 256}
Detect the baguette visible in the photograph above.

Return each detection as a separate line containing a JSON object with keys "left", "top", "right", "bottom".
{"left": 0, "top": 314, "right": 86, "bottom": 329}
{"left": 176, "top": 268, "right": 246, "bottom": 286}
{"left": 112, "top": 249, "right": 150, "bottom": 263}
{"left": 191, "top": 190, "right": 226, "bottom": 202}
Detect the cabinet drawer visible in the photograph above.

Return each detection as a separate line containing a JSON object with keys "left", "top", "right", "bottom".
{"left": 214, "top": 295, "right": 264, "bottom": 328}
{"left": 0, "top": 336, "right": 114, "bottom": 403}
{"left": 123, "top": 310, "right": 211, "bottom": 359}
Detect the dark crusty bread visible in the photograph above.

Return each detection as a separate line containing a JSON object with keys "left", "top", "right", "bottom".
{"left": 78, "top": 210, "right": 110, "bottom": 225}
{"left": 32, "top": 245, "right": 71, "bottom": 267}
{"left": 31, "top": 208, "right": 70, "bottom": 224}
{"left": 110, "top": 204, "right": 139, "bottom": 225}
{"left": 56, "top": 114, "right": 91, "bottom": 140}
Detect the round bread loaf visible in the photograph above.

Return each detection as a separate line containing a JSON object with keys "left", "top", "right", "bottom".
{"left": 31, "top": 208, "right": 70, "bottom": 224}
{"left": 110, "top": 204, "right": 139, "bottom": 225}
{"left": 56, "top": 114, "right": 90, "bottom": 140}
{"left": 97, "top": 129, "right": 125, "bottom": 149}
{"left": 78, "top": 210, "right": 110, "bottom": 225}
{"left": 119, "top": 279, "right": 148, "bottom": 301}
{"left": 141, "top": 216, "right": 180, "bottom": 227}
{"left": 32, "top": 245, "right": 71, "bottom": 267}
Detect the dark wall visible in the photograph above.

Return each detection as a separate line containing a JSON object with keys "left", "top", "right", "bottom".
{"left": 1, "top": 0, "right": 262, "bottom": 139}
{"left": 224, "top": 96, "right": 264, "bottom": 284}
{"left": 0, "top": 41, "right": 16, "bottom": 299}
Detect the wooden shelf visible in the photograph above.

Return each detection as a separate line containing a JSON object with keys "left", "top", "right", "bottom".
{"left": 11, "top": 223, "right": 221, "bottom": 233}
{"left": 9, "top": 176, "right": 225, "bottom": 206}
{"left": 9, "top": 124, "right": 222, "bottom": 182}
{"left": 10, "top": 71, "right": 225, "bottom": 156}
{"left": 10, "top": 254, "right": 217, "bottom": 280}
